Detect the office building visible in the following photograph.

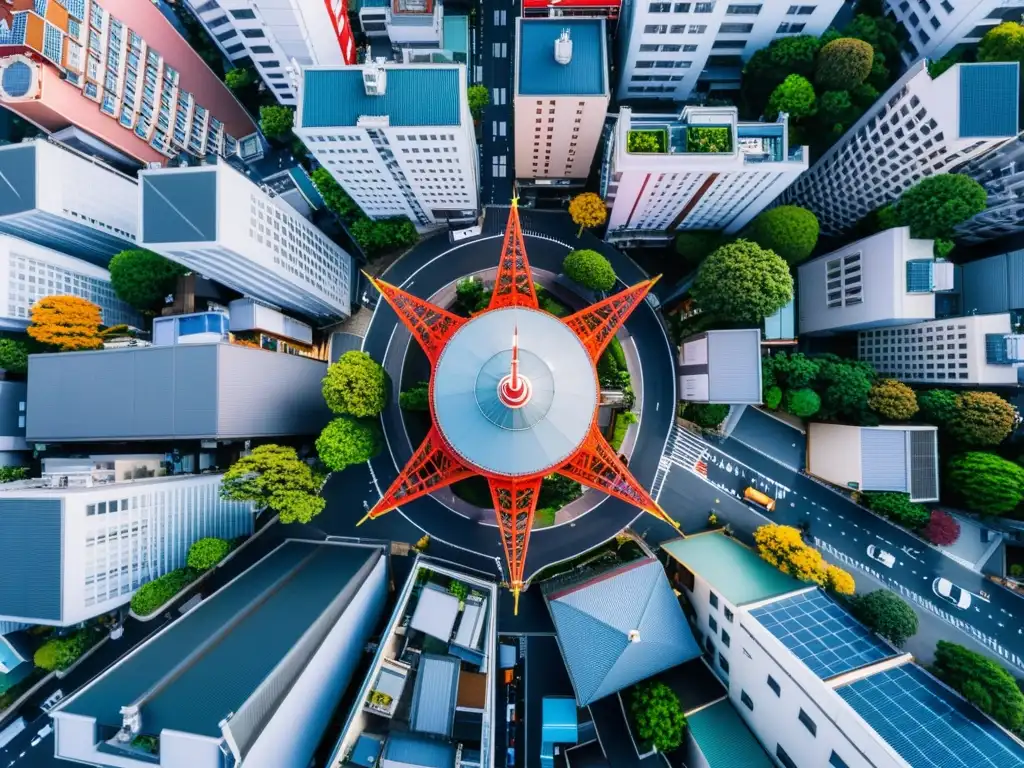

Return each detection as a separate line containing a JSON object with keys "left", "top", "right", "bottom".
{"left": 514, "top": 19, "right": 610, "bottom": 196}
{"left": 327, "top": 556, "right": 498, "bottom": 768}
{"left": 616, "top": 0, "right": 842, "bottom": 101}
{"left": 798, "top": 227, "right": 953, "bottom": 336}
{"left": 942, "top": 246, "right": 1024, "bottom": 316}
{"left": 602, "top": 106, "right": 807, "bottom": 244}
{"left": 0, "top": 470, "right": 253, "bottom": 626}
{"left": 0, "top": 378, "right": 27, "bottom": 468}
{"left": 784, "top": 62, "right": 1020, "bottom": 236}
{"left": 662, "top": 532, "right": 1024, "bottom": 768}
{"left": 955, "top": 133, "right": 1024, "bottom": 244}
{"left": 52, "top": 540, "right": 387, "bottom": 767}
{"left": 296, "top": 62, "right": 479, "bottom": 230}
{"left": 858, "top": 312, "right": 1024, "bottom": 386}
{"left": 679, "top": 329, "right": 763, "bottom": 404}
{"left": 0, "top": 140, "right": 137, "bottom": 268}
{"left": 0, "top": 0, "right": 262, "bottom": 167}
{"left": 139, "top": 160, "right": 353, "bottom": 322}
{"left": 886, "top": 0, "right": 1024, "bottom": 65}
{"left": 184, "top": 0, "right": 356, "bottom": 107}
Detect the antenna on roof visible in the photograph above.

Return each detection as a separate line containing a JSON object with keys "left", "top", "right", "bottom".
{"left": 554, "top": 29, "right": 573, "bottom": 66}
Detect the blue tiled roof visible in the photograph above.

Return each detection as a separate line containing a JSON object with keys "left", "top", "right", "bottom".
{"left": 301, "top": 67, "right": 462, "bottom": 128}
{"left": 517, "top": 19, "right": 607, "bottom": 96}
{"left": 959, "top": 63, "right": 1019, "bottom": 139}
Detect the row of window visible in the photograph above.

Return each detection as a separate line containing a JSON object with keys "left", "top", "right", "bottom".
{"left": 648, "top": 2, "right": 815, "bottom": 12}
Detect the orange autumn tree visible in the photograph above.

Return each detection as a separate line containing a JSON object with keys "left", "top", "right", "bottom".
{"left": 28, "top": 295, "right": 104, "bottom": 351}
{"left": 754, "top": 523, "right": 855, "bottom": 594}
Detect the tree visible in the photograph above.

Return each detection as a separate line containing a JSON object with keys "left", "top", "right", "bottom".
{"left": 817, "top": 90, "right": 858, "bottom": 132}
{"left": 785, "top": 388, "right": 821, "bottom": 418}
{"left": 978, "top": 21, "right": 1024, "bottom": 65}
{"left": 34, "top": 633, "right": 90, "bottom": 672}
{"left": 310, "top": 167, "right": 361, "bottom": 222}
{"left": 766, "top": 74, "right": 817, "bottom": 121}
{"left": 467, "top": 84, "right": 490, "bottom": 120}
{"left": 922, "top": 510, "right": 961, "bottom": 546}
{"left": 824, "top": 564, "right": 856, "bottom": 596}
{"left": 221, "top": 444, "right": 326, "bottom": 524}
{"left": 399, "top": 381, "right": 430, "bottom": 411}
{"left": 917, "top": 388, "right": 958, "bottom": 427}
{"left": 27, "top": 295, "right": 103, "bottom": 351}
{"left": 350, "top": 217, "right": 419, "bottom": 255}
{"left": 743, "top": 206, "right": 819, "bottom": 266}
{"left": 946, "top": 391, "right": 1017, "bottom": 447}
{"left": 317, "top": 416, "right": 382, "bottom": 471}
{"left": 769, "top": 351, "right": 820, "bottom": 389}
{"left": 130, "top": 569, "right": 194, "bottom": 616}
{"left": 187, "top": 538, "right": 231, "bottom": 571}
{"left": 754, "top": 524, "right": 826, "bottom": 585}
{"left": 0, "top": 466, "right": 27, "bottom": 483}
{"left": 686, "top": 403, "right": 730, "bottom": 429}
{"left": 674, "top": 230, "right": 723, "bottom": 268}
{"left": 895, "top": 174, "right": 987, "bottom": 239}
{"left": 850, "top": 82, "right": 880, "bottom": 110}
{"left": 563, "top": 249, "right": 616, "bottom": 292}
{"left": 630, "top": 682, "right": 686, "bottom": 752}
{"left": 946, "top": 452, "right": 1024, "bottom": 516}
{"left": 868, "top": 379, "right": 918, "bottom": 421}
{"left": 764, "top": 386, "right": 782, "bottom": 410}
{"left": 815, "top": 355, "right": 874, "bottom": 421}
{"left": 742, "top": 35, "right": 821, "bottom": 114}
{"left": 322, "top": 351, "right": 388, "bottom": 418}
{"left": 108, "top": 249, "right": 186, "bottom": 312}
{"left": 224, "top": 67, "right": 253, "bottom": 91}
{"left": 933, "top": 641, "right": 1024, "bottom": 731}
{"left": 864, "top": 492, "right": 931, "bottom": 529}
{"left": 850, "top": 590, "right": 919, "bottom": 646}
{"left": 568, "top": 192, "right": 607, "bottom": 236}
{"left": 844, "top": 13, "right": 901, "bottom": 66}
{"left": 259, "top": 105, "right": 294, "bottom": 140}
{"left": 691, "top": 239, "right": 793, "bottom": 323}
{"left": 627, "top": 130, "right": 663, "bottom": 153}
{"left": 0, "top": 338, "right": 27, "bottom": 374}
{"left": 816, "top": 38, "right": 874, "bottom": 90}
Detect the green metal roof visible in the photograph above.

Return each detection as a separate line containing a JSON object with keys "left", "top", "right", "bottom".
{"left": 687, "top": 699, "right": 774, "bottom": 768}
{"left": 661, "top": 534, "right": 802, "bottom": 607}
{"left": 517, "top": 18, "right": 606, "bottom": 96}
{"left": 958, "top": 63, "right": 1019, "bottom": 139}
{"left": 301, "top": 67, "right": 462, "bottom": 129}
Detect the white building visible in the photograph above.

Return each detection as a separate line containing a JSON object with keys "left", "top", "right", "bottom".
{"left": 858, "top": 312, "right": 1024, "bottom": 386}
{"left": 798, "top": 227, "right": 953, "bottom": 336}
{"left": 138, "top": 160, "right": 353, "bottom": 322}
{"left": 356, "top": 0, "right": 443, "bottom": 51}
{"left": 296, "top": 62, "right": 479, "bottom": 230}
{"left": 886, "top": 0, "right": 1024, "bottom": 65}
{"left": 184, "top": 0, "right": 357, "bottom": 106}
{"left": 784, "top": 61, "right": 1020, "bottom": 236}
{"left": 616, "top": 0, "right": 842, "bottom": 101}
{"left": 0, "top": 469, "right": 253, "bottom": 627}
{"left": 602, "top": 105, "right": 807, "bottom": 244}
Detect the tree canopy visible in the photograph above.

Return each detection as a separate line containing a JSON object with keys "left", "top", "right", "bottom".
{"left": 765, "top": 351, "right": 820, "bottom": 389}
{"left": 350, "top": 217, "right": 419, "bottom": 255}
{"left": 568, "top": 192, "right": 607, "bottom": 235}
{"left": 766, "top": 74, "right": 817, "bottom": 121}
{"left": 815, "top": 355, "right": 875, "bottom": 421}
{"left": 259, "top": 105, "right": 294, "bottom": 140}
{"left": 399, "top": 381, "right": 430, "bottom": 411}
{"left": 755, "top": 523, "right": 827, "bottom": 584}
{"left": 674, "top": 230, "right": 724, "bottom": 268}
{"left": 221, "top": 444, "right": 326, "bottom": 524}
{"left": 851, "top": 590, "right": 919, "bottom": 646}
{"left": 310, "top": 167, "right": 362, "bottom": 222}
{"left": 316, "top": 416, "right": 382, "bottom": 471}
{"left": 742, "top": 35, "right": 821, "bottom": 115}
{"left": 686, "top": 402, "right": 730, "bottom": 429}
{"left": 816, "top": 37, "right": 874, "bottom": 90}
{"left": 864, "top": 492, "right": 930, "bottom": 529}
{"left": 978, "top": 21, "right": 1024, "bottom": 65}
{"left": 187, "top": 537, "right": 231, "bottom": 571}
{"left": 917, "top": 388, "right": 958, "bottom": 427}
{"left": 563, "top": 249, "right": 616, "bottom": 292}
{"left": 322, "top": 351, "right": 388, "bottom": 418}
{"left": 225, "top": 67, "right": 254, "bottom": 91}
{"left": 467, "top": 84, "right": 490, "bottom": 120}
{"left": 28, "top": 295, "right": 104, "bottom": 351}
{"left": 785, "top": 388, "right": 821, "bottom": 418}
{"left": 743, "top": 206, "right": 820, "bottom": 265}
{"left": 868, "top": 379, "right": 918, "bottom": 421}
{"left": 946, "top": 452, "right": 1024, "bottom": 516}
{"left": 0, "top": 338, "right": 27, "bottom": 374}
{"left": 691, "top": 239, "right": 793, "bottom": 323}
{"left": 922, "top": 510, "right": 961, "bottom": 546}
{"left": 933, "top": 641, "right": 1024, "bottom": 731}
{"left": 945, "top": 391, "right": 1017, "bottom": 447}
{"left": 108, "top": 249, "right": 186, "bottom": 312}
{"left": 630, "top": 682, "right": 686, "bottom": 752}
{"left": 895, "top": 174, "right": 987, "bottom": 239}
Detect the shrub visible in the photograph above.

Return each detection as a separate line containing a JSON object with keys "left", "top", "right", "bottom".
{"left": 766, "top": 74, "right": 817, "bottom": 121}
{"left": 630, "top": 682, "right": 686, "bottom": 752}
{"left": 917, "top": 388, "right": 958, "bottom": 426}
{"left": 784, "top": 388, "right": 821, "bottom": 418}
{"left": 563, "top": 249, "right": 616, "bottom": 292}
{"left": 945, "top": 391, "right": 1017, "bottom": 447}
{"left": 864, "top": 492, "right": 930, "bottom": 529}
{"left": 0, "top": 466, "right": 27, "bottom": 483}
{"left": 350, "top": 217, "right": 419, "bottom": 256}
{"left": 686, "top": 126, "right": 731, "bottom": 153}
{"left": 922, "top": 510, "right": 961, "bottom": 546}
{"left": 1011, "top": 564, "right": 1024, "bottom": 578}
{"left": 978, "top": 21, "right": 1024, "bottom": 65}
{"left": 686, "top": 403, "right": 729, "bottom": 429}
{"left": 764, "top": 386, "right": 782, "bottom": 410}
{"left": 322, "top": 351, "right": 388, "bottom": 418}
{"left": 674, "top": 231, "right": 723, "bottom": 268}
{"left": 34, "top": 632, "right": 93, "bottom": 671}
{"left": 933, "top": 641, "right": 1024, "bottom": 731}
{"left": 815, "top": 355, "right": 875, "bottom": 422}
{"left": 769, "top": 351, "right": 820, "bottom": 389}
{"left": 895, "top": 174, "right": 987, "bottom": 239}
{"left": 692, "top": 239, "right": 793, "bottom": 323}
{"left": 868, "top": 379, "right": 918, "bottom": 421}
{"left": 399, "top": 381, "right": 430, "bottom": 411}
{"left": 317, "top": 416, "right": 382, "bottom": 471}
{"left": 743, "top": 206, "right": 819, "bottom": 265}
{"left": 850, "top": 590, "right": 919, "bottom": 646}
{"left": 225, "top": 67, "right": 254, "bottom": 91}
{"left": 816, "top": 38, "right": 874, "bottom": 90}
{"left": 448, "top": 579, "right": 469, "bottom": 602}
{"left": 259, "top": 105, "right": 294, "bottom": 140}
{"left": 824, "top": 564, "right": 856, "bottom": 596}
{"left": 0, "top": 338, "right": 27, "bottom": 374}
{"left": 946, "top": 452, "right": 1024, "bottom": 516}
{"left": 186, "top": 537, "right": 231, "bottom": 571}
{"left": 130, "top": 568, "right": 194, "bottom": 616}
{"left": 310, "top": 167, "right": 362, "bottom": 222}
{"left": 627, "top": 130, "right": 664, "bottom": 153}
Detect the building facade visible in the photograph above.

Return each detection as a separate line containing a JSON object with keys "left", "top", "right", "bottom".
{"left": 943, "top": 246, "right": 1024, "bottom": 316}
{"left": 0, "top": 379, "right": 27, "bottom": 468}
{"left": 886, "top": 0, "right": 1024, "bottom": 65}
{"left": 602, "top": 105, "right": 807, "bottom": 244}
{"left": 296, "top": 62, "right": 479, "bottom": 230}
{"left": 0, "top": 0, "right": 261, "bottom": 166}
{"left": 616, "top": 0, "right": 843, "bottom": 101}
{"left": 955, "top": 133, "right": 1024, "bottom": 244}
{"left": 784, "top": 61, "right": 1020, "bottom": 236}
{"left": 184, "top": 0, "right": 356, "bottom": 107}
{"left": 522, "top": 0, "right": 620, "bottom": 21}
{"left": 139, "top": 160, "right": 353, "bottom": 322}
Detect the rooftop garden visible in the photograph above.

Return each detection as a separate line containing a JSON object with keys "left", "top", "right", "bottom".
{"left": 685, "top": 126, "right": 732, "bottom": 154}
{"left": 627, "top": 128, "right": 667, "bottom": 154}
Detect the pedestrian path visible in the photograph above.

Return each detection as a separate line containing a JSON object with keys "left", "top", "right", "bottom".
{"left": 653, "top": 425, "right": 710, "bottom": 501}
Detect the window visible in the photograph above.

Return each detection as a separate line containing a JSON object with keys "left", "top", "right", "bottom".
{"left": 718, "top": 22, "right": 753, "bottom": 32}
{"left": 709, "top": 616, "right": 718, "bottom": 632}
{"left": 709, "top": 591, "right": 719, "bottom": 609}
{"left": 777, "top": 21, "right": 805, "bottom": 32}
{"left": 241, "top": 28, "right": 265, "bottom": 38}
{"left": 694, "top": 1, "right": 715, "bottom": 10}
{"left": 724, "top": 606, "right": 734, "bottom": 622}
{"left": 250, "top": 45, "right": 274, "bottom": 54}
{"left": 726, "top": 3, "right": 760, "bottom": 12}
{"left": 777, "top": 745, "right": 798, "bottom": 768}
{"left": 829, "top": 752, "right": 850, "bottom": 768}
{"left": 644, "top": 23, "right": 668, "bottom": 32}
{"left": 649, "top": 2, "right": 671, "bottom": 10}
{"left": 787, "top": 4, "right": 815, "bottom": 13}
{"left": 825, "top": 252, "right": 862, "bottom": 308}
{"left": 741, "top": 691, "right": 753, "bottom": 710}
{"left": 767, "top": 675, "right": 780, "bottom": 696}
{"left": 718, "top": 653, "right": 729, "bottom": 674}
{"left": 713, "top": 39, "right": 746, "bottom": 48}
{"left": 230, "top": 8, "right": 256, "bottom": 18}
{"left": 674, "top": 1, "right": 691, "bottom": 9}
{"left": 721, "top": 630, "right": 730, "bottom": 647}
{"left": 798, "top": 709, "right": 817, "bottom": 736}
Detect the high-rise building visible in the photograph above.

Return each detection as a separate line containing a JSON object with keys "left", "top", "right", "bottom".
{"left": 602, "top": 105, "right": 807, "bottom": 244}
{"left": 955, "top": 134, "right": 1024, "bottom": 244}
{"left": 886, "top": 0, "right": 1024, "bottom": 65}
{"left": 0, "top": 0, "right": 262, "bottom": 167}
{"left": 0, "top": 377, "right": 27, "bottom": 468}
{"left": 139, "top": 160, "right": 353, "bottom": 322}
{"left": 784, "top": 61, "right": 1020, "bottom": 236}
{"left": 0, "top": 469, "right": 253, "bottom": 626}
{"left": 942, "top": 246, "right": 1024, "bottom": 316}
{"left": 514, "top": 19, "right": 610, "bottom": 198}
{"left": 295, "top": 62, "right": 479, "bottom": 229}
{"left": 522, "top": 0, "right": 620, "bottom": 22}
{"left": 616, "top": 0, "right": 842, "bottom": 102}
{"left": 356, "top": 0, "right": 442, "bottom": 51}
{"left": 858, "top": 312, "right": 1024, "bottom": 386}
{"left": 183, "top": 0, "right": 357, "bottom": 107}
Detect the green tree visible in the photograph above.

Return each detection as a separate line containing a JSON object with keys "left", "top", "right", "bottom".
{"left": 350, "top": 217, "right": 419, "bottom": 255}
{"left": 785, "top": 388, "right": 821, "bottom": 418}
{"left": 868, "top": 379, "right": 918, "bottom": 421}
{"left": 933, "top": 641, "right": 1024, "bottom": 731}
{"left": 686, "top": 126, "right": 731, "bottom": 153}
{"left": 934, "top": 238, "right": 955, "bottom": 258}
{"left": 764, "top": 386, "right": 782, "bottom": 410}
{"left": 563, "top": 249, "right": 616, "bottom": 292}
{"left": 130, "top": 569, "right": 194, "bottom": 616}
{"left": 186, "top": 538, "right": 231, "bottom": 571}
{"left": 316, "top": 416, "right": 382, "bottom": 471}
{"left": 0, "top": 466, "right": 27, "bottom": 483}
{"left": 928, "top": 50, "right": 962, "bottom": 77}
{"left": 108, "top": 249, "right": 187, "bottom": 312}
{"left": 850, "top": 590, "right": 919, "bottom": 646}
{"left": 34, "top": 632, "right": 91, "bottom": 671}
{"left": 630, "top": 682, "right": 686, "bottom": 752}
{"left": 850, "top": 82, "right": 880, "bottom": 110}
{"left": 743, "top": 206, "right": 819, "bottom": 265}
{"left": 817, "top": 90, "right": 858, "bottom": 132}
{"left": 946, "top": 452, "right": 1024, "bottom": 516}
{"left": 816, "top": 38, "right": 874, "bottom": 90}
{"left": 221, "top": 444, "right": 326, "bottom": 524}
{"left": 946, "top": 391, "right": 1017, "bottom": 447}
{"left": 770, "top": 351, "right": 820, "bottom": 389}
{"left": 815, "top": 355, "right": 874, "bottom": 421}
{"left": 864, "top": 492, "right": 931, "bottom": 528}
{"left": 766, "top": 74, "right": 817, "bottom": 121}
{"left": 917, "top": 388, "right": 958, "bottom": 426}
{"left": 224, "top": 67, "right": 254, "bottom": 91}
{"left": 0, "top": 338, "right": 27, "bottom": 374}
{"left": 627, "top": 130, "right": 663, "bottom": 153}
{"left": 742, "top": 35, "right": 821, "bottom": 114}
{"left": 895, "top": 174, "right": 987, "bottom": 239}
{"left": 399, "top": 381, "right": 430, "bottom": 411}
{"left": 844, "top": 13, "right": 901, "bottom": 66}
{"left": 467, "top": 84, "right": 490, "bottom": 120}
{"left": 260, "top": 105, "right": 294, "bottom": 140}
{"left": 674, "top": 230, "right": 723, "bottom": 268}
{"left": 310, "top": 167, "right": 361, "bottom": 222}
{"left": 322, "top": 350, "right": 388, "bottom": 418}
{"left": 691, "top": 239, "right": 793, "bottom": 323}
{"left": 686, "top": 403, "right": 730, "bottom": 429}
{"left": 978, "top": 21, "right": 1024, "bottom": 65}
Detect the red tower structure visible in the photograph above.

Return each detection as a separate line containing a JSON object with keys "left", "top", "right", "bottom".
{"left": 360, "top": 202, "right": 678, "bottom": 611}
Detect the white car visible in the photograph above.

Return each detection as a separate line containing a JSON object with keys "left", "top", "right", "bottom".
{"left": 933, "top": 577, "right": 972, "bottom": 610}
{"left": 40, "top": 690, "right": 63, "bottom": 712}
{"left": 29, "top": 725, "right": 51, "bottom": 747}
{"left": 866, "top": 545, "right": 896, "bottom": 568}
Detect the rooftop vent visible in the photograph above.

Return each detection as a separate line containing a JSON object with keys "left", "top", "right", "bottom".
{"left": 554, "top": 29, "right": 572, "bottom": 65}
{"left": 363, "top": 64, "right": 387, "bottom": 96}
{"left": 628, "top": 629, "right": 641, "bottom": 643}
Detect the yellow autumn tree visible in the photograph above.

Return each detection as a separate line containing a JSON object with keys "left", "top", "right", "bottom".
{"left": 824, "top": 564, "right": 856, "bottom": 595}
{"left": 27, "top": 295, "right": 104, "bottom": 351}
{"left": 568, "top": 192, "right": 607, "bottom": 237}
{"left": 755, "top": 523, "right": 856, "bottom": 593}
{"left": 753, "top": 523, "right": 807, "bottom": 571}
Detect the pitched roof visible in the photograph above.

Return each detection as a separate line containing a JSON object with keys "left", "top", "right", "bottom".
{"left": 958, "top": 63, "right": 1019, "bottom": 139}
{"left": 517, "top": 18, "right": 607, "bottom": 96}
{"left": 688, "top": 699, "right": 773, "bottom": 768}
{"left": 859, "top": 426, "right": 939, "bottom": 502}
{"left": 545, "top": 558, "right": 700, "bottom": 706}
{"left": 410, "top": 653, "right": 460, "bottom": 737}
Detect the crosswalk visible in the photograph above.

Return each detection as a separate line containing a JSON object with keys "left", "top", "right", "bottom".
{"left": 652, "top": 425, "right": 710, "bottom": 501}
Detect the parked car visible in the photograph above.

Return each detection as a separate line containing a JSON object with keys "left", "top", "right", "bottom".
{"left": 866, "top": 545, "right": 896, "bottom": 568}
{"left": 29, "top": 725, "right": 52, "bottom": 747}
{"left": 933, "top": 577, "right": 972, "bottom": 610}
{"left": 40, "top": 690, "right": 63, "bottom": 712}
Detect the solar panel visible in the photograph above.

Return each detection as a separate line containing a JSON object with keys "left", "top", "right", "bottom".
{"left": 839, "top": 664, "right": 1024, "bottom": 768}
{"left": 750, "top": 590, "right": 894, "bottom": 679}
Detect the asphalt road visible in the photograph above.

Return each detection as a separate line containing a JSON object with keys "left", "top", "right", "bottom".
{"left": 477, "top": 0, "right": 516, "bottom": 204}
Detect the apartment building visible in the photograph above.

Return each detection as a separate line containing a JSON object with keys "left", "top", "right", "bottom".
{"left": 662, "top": 532, "right": 1024, "bottom": 768}
{"left": 616, "top": 0, "right": 843, "bottom": 101}
{"left": 0, "top": 470, "right": 253, "bottom": 626}
{"left": 858, "top": 312, "right": 1024, "bottom": 386}
{"left": 602, "top": 106, "right": 807, "bottom": 244}
{"left": 0, "top": 378, "right": 27, "bottom": 468}
{"left": 798, "top": 227, "right": 953, "bottom": 336}
{"left": 139, "top": 160, "right": 353, "bottom": 322}
{"left": 296, "top": 62, "right": 479, "bottom": 229}
{"left": 184, "top": 0, "right": 356, "bottom": 106}
{"left": 942, "top": 246, "right": 1024, "bottom": 316}
{"left": 52, "top": 540, "right": 387, "bottom": 768}
{"left": 784, "top": 61, "right": 1020, "bottom": 236}
{"left": 955, "top": 133, "right": 1024, "bottom": 244}
{"left": 886, "top": 0, "right": 1024, "bottom": 65}
{"left": 522, "top": 0, "right": 621, "bottom": 22}
{"left": 0, "top": 140, "right": 137, "bottom": 268}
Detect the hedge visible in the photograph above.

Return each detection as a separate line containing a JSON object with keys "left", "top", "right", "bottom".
{"left": 130, "top": 568, "right": 195, "bottom": 616}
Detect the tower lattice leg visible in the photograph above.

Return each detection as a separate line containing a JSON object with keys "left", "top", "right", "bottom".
{"left": 488, "top": 476, "right": 542, "bottom": 614}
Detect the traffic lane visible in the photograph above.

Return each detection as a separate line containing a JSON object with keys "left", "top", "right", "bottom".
{"left": 1, "top": 716, "right": 56, "bottom": 768}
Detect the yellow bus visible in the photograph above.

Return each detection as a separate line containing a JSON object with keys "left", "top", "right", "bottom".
{"left": 744, "top": 487, "right": 776, "bottom": 512}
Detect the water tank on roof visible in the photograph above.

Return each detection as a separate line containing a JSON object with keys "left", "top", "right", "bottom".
{"left": 554, "top": 29, "right": 572, "bottom": 65}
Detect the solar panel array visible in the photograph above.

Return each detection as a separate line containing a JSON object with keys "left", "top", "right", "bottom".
{"left": 839, "top": 664, "right": 1024, "bottom": 768}
{"left": 750, "top": 590, "right": 894, "bottom": 679}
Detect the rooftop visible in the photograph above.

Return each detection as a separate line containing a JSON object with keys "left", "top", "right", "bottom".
{"left": 517, "top": 18, "right": 606, "bottom": 96}
{"left": 661, "top": 533, "right": 803, "bottom": 607}
{"left": 861, "top": 426, "right": 939, "bottom": 503}
{"left": 679, "top": 329, "right": 763, "bottom": 404}
{"left": 687, "top": 699, "right": 774, "bottom": 768}
{"left": 958, "top": 63, "right": 1019, "bottom": 140}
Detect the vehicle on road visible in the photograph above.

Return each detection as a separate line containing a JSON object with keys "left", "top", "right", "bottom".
{"left": 0, "top": 718, "right": 25, "bottom": 750}
{"left": 933, "top": 577, "right": 972, "bottom": 610}
{"left": 29, "top": 725, "right": 51, "bottom": 747}
{"left": 744, "top": 486, "right": 776, "bottom": 512}
{"left": 40, "top": 690, "right": 63, "bottom": 712}
{"left": 867, "top": 545, "right": 896, "bottom": 568}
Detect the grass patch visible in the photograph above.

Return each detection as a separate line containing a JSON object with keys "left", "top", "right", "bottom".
{"left": 627, "top": 128, "right": 667, "bottom": 154}
{"left": 534, "top": 507, "right": 557, "bottom": 528}
{"left": 609, "top": 411, "right": 638, "bottom": 451}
